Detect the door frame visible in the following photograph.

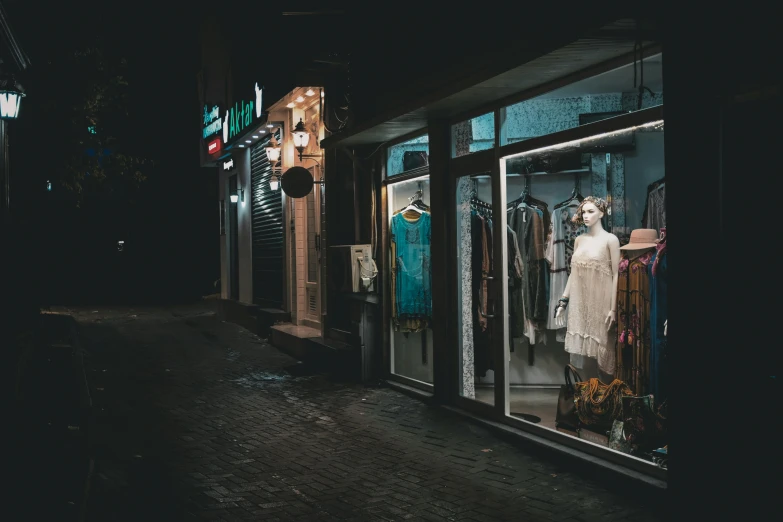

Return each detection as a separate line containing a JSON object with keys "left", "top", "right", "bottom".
{"left": 302, "top": 164, "right": 322, "bottom": 330}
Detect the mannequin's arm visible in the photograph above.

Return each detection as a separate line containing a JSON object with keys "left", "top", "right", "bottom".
{"left": 605, "top": 234, "right": 621, "bottom": 329}
{"left": 554, "top": 237, "right": 579, "bottom": 325}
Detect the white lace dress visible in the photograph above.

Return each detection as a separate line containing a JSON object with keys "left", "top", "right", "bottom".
{"left": 564, "top": 233, "right": 615, "bottom": 369}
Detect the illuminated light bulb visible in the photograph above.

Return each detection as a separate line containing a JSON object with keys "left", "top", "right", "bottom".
{"left": 230, "top": 194, "right": 239, "bottom": 203}
{"left": 266, "top": 123, "right": 274, "bottom": 128}
{"left": 295, "top": 96, "right": 304, "bottom": 103}
{"left": 252, "top": 135, "right": 259, "bottom": 139}
{"left": 321, "top": 90, "right": 325, "bottom": 97}
{"left": 270, "top": 178, "right": 279, "bottom": 190}
{"left": 245, "top": 140, "right": 251, "bottom": 143}
{"left": 238, "top": 144, "right": 245, "bottom": 148}
{"left": 305, "top": 89, "right": 315, "bottom": 97}
{"left": 286, "top": 102, "right": 295, "bottom": 108}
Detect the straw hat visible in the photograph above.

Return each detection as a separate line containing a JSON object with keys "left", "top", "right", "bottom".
{"left": 619, "top": 228, "right": 660, "bottom": 250}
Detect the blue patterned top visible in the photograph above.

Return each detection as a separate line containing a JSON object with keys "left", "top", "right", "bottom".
{"left": 391, "top": 212, "right": 432, "bottom": 320}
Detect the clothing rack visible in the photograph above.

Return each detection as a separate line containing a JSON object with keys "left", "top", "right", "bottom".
{"left": 505, "top": 167, "right": 590, "bottom": 177}
{"left": 470, "top": 179, "right": 493, "bottom": 215}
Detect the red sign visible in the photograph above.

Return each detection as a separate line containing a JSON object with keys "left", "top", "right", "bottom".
{"left": 207, "top": 138, "right": 222, "bottom": 155}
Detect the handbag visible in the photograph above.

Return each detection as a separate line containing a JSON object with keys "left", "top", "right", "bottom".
{"left": 608, "top": 420, "right": 635, "bottom": 454}
{"left": 555, "top": 364, "right": 582, "bottom": 430}
{"left": 403, "top": 150, "right": 428, "bottom": 171}
{"left": 574, "top": 378, "right": 633, "bottom": 431}
{"left": 621, "top": 395, "right": 667, "bottom": 451}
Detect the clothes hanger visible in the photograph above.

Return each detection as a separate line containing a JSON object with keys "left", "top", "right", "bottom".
{"left": 398, "top": 185, "right": 429, "bottom": 214}
{"left": 554, "top": 174, "right": 585, "bottom": 210}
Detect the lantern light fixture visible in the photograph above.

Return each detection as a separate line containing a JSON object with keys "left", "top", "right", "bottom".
{"left": 230, "top": 193, "right": 239, "bottom": 203}
{"left": 292, "top": 118, "right": 311, "bottom": 161}
{"left": 265, "top": 138, "right": 281, "bottom": 164}
{"left": 265, "top": 137, "right": 282, "bottom": 191}
{"left": 0, "top": 65, "right": 25, "bottom": 120}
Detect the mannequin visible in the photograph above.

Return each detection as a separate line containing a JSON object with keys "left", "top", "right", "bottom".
{"left": 554, "top": 197, "right": 620, "bottom": 371}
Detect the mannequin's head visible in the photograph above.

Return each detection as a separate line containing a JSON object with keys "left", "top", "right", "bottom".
{"left": 572, "top": 196, "right": 608, "bottom": 227}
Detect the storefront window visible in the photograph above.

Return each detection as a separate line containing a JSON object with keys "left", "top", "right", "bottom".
{"left": 455, "top": 174, "right": 495, "bottom": 405}
{"left": 387, "top": 134, "right": 430, "bottom": 177}
{"left": 500, "top": 54, "right": 663, "bottom": 147}
{"left": 452, "top": 112, "right": 495, "bottom": 158}
{"left": 501, "top": 117, "right": 667, "bottom": 467}
{"left": 388, "top": 174, "right": 433, "bottom": 385}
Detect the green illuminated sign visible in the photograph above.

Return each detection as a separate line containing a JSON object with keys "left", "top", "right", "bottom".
{"left": 223, "top": 83, "right": 263, "bottom": 143}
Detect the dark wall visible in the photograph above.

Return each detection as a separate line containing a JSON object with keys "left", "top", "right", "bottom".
{"left": 6, "top": 0, "right": 218, "bottom": 305}
{"left": 663, "top": 4, "right": 779, "bottom": 519}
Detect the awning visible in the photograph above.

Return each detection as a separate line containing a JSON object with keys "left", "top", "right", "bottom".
{"left": 321, "top": 19, "right": 658, "bottom": 149}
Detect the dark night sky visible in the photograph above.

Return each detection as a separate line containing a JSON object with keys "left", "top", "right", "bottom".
{"left": 5, "top": 1, "right": 216, "bottom": 303}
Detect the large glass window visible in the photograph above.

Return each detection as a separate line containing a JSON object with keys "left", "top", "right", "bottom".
{"left": 455, "top": 174, "right": 495, "bottom": 406}
{"left": 388, "top": 174, "right": 433, "bottom": 385}
{"left": 452, "top": 112, "right": 495, "bottom": 158}
{"left": 501, "top": 117, "right": 667, "bottom": 467}
{"left": 387, "top": 134, "right": 430, "bottom": 177}
{"left": 500, "top": 54, "right": 663, "bottom": 147}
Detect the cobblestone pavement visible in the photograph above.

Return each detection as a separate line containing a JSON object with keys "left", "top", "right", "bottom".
{"left": 63, "top": 302, "right": 666, "bottom": 522}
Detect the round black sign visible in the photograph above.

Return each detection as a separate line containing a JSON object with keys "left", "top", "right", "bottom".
{"left": 280, "top": 166, "right": 314, "bottom": 198}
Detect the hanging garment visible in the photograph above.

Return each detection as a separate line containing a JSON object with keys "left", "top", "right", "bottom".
{"left": 471, "top": 211, "right": 493, "bottom": 377}
{"left": 508, "top": 226, "right": 525, "bottom": 342}
{"left": 648, "top": 248, "right": 668, "bottom": 403}
{"left": 641, "top": 179, "right": 665, "bottom": 231}
{"left": 544, "top": 205, "right": 585, "bottom": 331}
{"left": 564, "top": 233, "right": 615, "bottom": 366}
{"left": 615, "top": 250, "right": 654, "bottom": 394}
{"left": 390, "top": 211, "right": 433, "bottom": 322}
{"left": 508, "top": 205, "right": 548, "bottom": 326}
{"left": 390, "top": 209, "right": 431, "bottom": 332}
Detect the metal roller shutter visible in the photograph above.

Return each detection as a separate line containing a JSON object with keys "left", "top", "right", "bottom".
{"left": 251, "top": 133, "right": 283, "bottom": 308}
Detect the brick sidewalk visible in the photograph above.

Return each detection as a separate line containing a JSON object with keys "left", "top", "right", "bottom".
{"left": 66, "top": 303, "right": 665, "bottom": 522}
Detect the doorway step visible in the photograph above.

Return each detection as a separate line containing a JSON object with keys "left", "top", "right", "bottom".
{"left": 270, "top": 324, "right": 358, "bottom": 378}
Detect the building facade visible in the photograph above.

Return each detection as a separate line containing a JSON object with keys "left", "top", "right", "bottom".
{"left": 198, "top": 12, "right": 336, "bottom": 348}
{"left": 200, "top": 5, "right": 779, "bottom": 514}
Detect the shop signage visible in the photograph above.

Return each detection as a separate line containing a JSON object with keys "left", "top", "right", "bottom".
{"left": 224, "top": 82, "right": 263, "bottom": 142}
{"left": 202, "top": 104, "right": 222, "bottom": 139}
{"left": 207, "top": 138, "right": 222, "bottom": 155}
{"left": 223, "top": 158, "right": 234, "bottom": 171}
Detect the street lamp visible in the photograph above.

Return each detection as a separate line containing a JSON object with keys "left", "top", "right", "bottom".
{"left": 0, "top": 61, "right": 27, "bottom": 229}
{"left": 0, "top": 88, "right": 23, "bottom": 119}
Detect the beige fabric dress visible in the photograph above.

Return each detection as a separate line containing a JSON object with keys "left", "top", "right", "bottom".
{"left": 564, "top": 233, "right": 615, "bottom": 367}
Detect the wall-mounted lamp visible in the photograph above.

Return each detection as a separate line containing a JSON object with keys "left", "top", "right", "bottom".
{"left": 292, "top": 118, "right": 310, "bottom": 161}
{"left": 238, "top": 187, "right": 244, "bottom": 203}
{"left": 265, "top": 137, "right": 282, "bottom": 190}
{"left": 265, "top": 139, "right": 281, "bottom": 164}
{"left": 230, "top": 193, "right": 238, "bottom": 204}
